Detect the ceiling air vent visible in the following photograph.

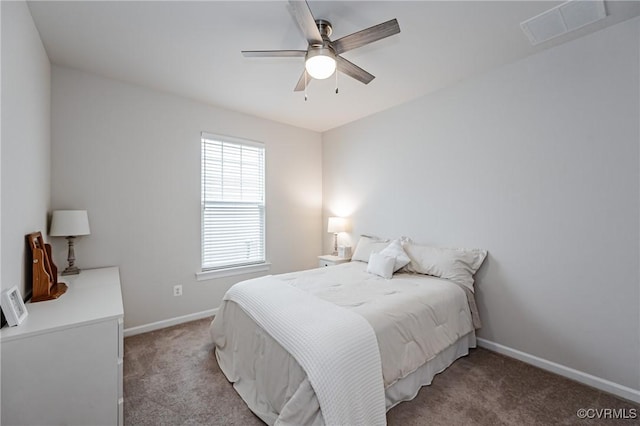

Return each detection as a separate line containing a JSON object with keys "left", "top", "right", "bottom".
{"left": 521, "top": 0, "right": 607, "bottom": 45}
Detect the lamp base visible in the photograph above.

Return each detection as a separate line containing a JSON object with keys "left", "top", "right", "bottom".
{"left": 62, "top": 236, "right": 80, "bottom": 275}
{"left": 61, "top": 266, "right": 81, "bottom": 276}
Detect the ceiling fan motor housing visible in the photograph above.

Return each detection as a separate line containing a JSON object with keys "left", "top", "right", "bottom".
{"left": 306, "top": 19, "right": 336, "bottom": 63}
{"left": 315, "top": 19, "right": 333, "bottom": 41}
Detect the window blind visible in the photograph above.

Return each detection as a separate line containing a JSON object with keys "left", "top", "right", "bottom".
{"left": 201, "top": 134, "right": 265, "bottom": 270}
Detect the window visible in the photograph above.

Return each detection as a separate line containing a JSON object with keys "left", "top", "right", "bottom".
{"left": 201, "top": 133, "right": 265, "bottom": 272}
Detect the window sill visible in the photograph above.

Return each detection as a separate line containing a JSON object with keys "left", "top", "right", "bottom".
{"left": 196, "top": 262, "right": 272, "bottom": 281}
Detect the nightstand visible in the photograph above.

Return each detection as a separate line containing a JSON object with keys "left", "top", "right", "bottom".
{"left": 318, "top": 255, "right": 350, "bottom": 267}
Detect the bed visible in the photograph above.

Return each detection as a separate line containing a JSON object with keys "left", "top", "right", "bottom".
{"left": 210, "top": 238, "right": 486, "bottom": 425}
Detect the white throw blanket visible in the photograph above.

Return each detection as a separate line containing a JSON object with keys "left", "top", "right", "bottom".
{"left": 224, "top": 275, "right": 386, "bottom": 426}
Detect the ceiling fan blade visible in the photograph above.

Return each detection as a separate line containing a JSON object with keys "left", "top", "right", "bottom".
{"left": 294, "top": 69, "right": 310, "bottom": 92}
{"left": 331, "top": 19, "right": 400, "bottom": 55}
{"left": 288, "top": 0, "right": 323, "bottom": 45}
{"left": 242, "top": 50, "right": 306, "bottom": 58}
{"left": 336, "top": 56, "right": 374, "bottom": 85}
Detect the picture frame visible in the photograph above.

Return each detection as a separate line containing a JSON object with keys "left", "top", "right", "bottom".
{"left": 1, "top": 286, "right": 28, "bottom": 326}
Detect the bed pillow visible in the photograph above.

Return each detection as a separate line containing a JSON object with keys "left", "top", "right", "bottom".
{"left": 402, "top": 242, "right": 487, "bottom": 292}
{"left": 352, "top": 235, "right": 389, "bottom": 263}
{"left": 366, "top": 252, "right": 396, "bottom": 279}
{"left": 378, "top": 239, "right": 410, "bottom": 272}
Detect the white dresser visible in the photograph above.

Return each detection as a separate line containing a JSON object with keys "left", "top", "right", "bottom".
{"left": 1, "top": 267, "right": 124, "bottom": 426}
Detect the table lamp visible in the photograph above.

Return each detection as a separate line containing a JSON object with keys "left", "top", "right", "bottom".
{"left": 49, "top": 210, "right": 91, "bottom": 275}
{"left": 327, "top": 216, "right": 348, "bottom": 256}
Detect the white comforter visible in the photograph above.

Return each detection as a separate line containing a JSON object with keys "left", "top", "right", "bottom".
{"left": 223, "top": 275, "right": 386, "bottom": 426}
{"left": 211, "top": 262, "right": 475, "bottom": 425}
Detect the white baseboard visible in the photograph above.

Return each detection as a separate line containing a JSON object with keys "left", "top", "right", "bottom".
{"left": 476, "top": 337, "right": 640, "bottom": 404}
{"left": 123, "top": 308, "right": 218, "bottom": 337}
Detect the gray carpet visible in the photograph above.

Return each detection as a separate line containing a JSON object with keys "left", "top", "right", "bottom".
{"left": 124, "top": 318, "right": 638, "bottom": 425}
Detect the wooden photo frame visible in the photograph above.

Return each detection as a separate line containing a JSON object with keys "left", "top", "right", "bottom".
{"left": 1, "top": 286, "right": 28, "bottom": 326}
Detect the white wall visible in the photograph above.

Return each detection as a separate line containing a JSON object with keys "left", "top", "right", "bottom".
{"left": 51, "top": 66, "right": 322, "bottom": 328}
{"left": 1, "top": 1, "right": 51, "bottom": 298}
{"left": 323, "top": 18, "right": 639, "bottom": 394}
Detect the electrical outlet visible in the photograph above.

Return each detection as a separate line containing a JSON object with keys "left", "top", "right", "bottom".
{"left": 173, "top": 285, "right": 182, "bottom": 297}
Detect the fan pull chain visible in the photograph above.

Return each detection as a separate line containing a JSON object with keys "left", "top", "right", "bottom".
{"left": 304, "top": 71, "right": 308, "bottom": 101}
{"left": 335, "top": 70, "right": 339, "bottom": 94}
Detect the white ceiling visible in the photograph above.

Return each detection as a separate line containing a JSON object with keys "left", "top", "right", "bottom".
{"left": 27, "top": 1, "right": 640, "bottom": 132}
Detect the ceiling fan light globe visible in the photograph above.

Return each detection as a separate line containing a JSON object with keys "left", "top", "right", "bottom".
{"left": 305, "top": 54, "right": 336, "bottom": 80}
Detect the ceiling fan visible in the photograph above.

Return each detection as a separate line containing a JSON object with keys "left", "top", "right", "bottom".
{"left": 242, "top": 0, "right": 401, "bottom": 93}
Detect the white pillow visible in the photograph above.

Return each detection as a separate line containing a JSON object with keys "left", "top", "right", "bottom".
{"left": 378, "top": 239, "right": 410, "bottom": 272}
{"left": 366, "top": 252, "right": 396, "bottom": 279}
{"left": 402, "top": 242, "right": 487, "bottom": 292}
{"left": 352, "top": 236, "right": 389, "bottom": 263}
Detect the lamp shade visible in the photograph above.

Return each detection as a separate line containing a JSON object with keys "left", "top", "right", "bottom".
{"left": 327, "top": 217, "right": 348, "bottom": 234}
{"left": 49, "top": 210, "right": 91, "bottom": 237}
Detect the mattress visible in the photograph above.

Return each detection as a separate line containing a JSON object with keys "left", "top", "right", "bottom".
{"left": 210, "top": 262, "right": 477, "bottom": 425}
